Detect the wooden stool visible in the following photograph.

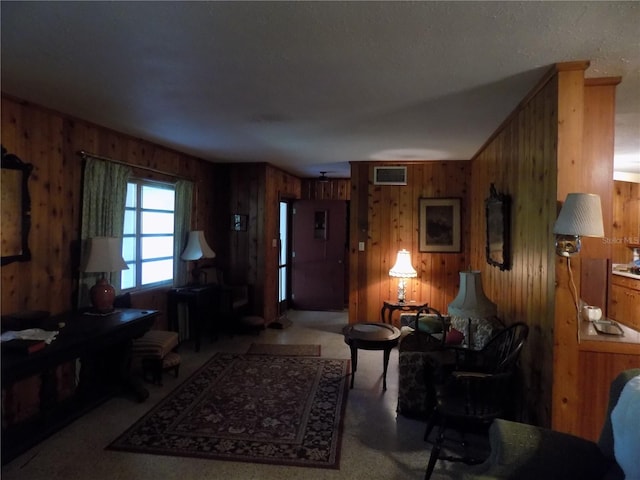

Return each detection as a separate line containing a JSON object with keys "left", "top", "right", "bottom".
{"left": 131, "top": 330, "right": 180, "bottom": 386}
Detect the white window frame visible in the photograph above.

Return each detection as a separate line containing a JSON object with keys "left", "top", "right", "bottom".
{"left": 121, "top": 178, "right": 175, "bottom": 291}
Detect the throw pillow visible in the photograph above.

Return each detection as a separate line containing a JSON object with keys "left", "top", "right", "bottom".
{"left": 445, "top": 328, "right": 464, "bottom": 345}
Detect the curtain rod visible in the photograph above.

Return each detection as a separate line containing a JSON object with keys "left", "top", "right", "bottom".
{"left": 78, "top": 150, "right": 193, "bottom": 181}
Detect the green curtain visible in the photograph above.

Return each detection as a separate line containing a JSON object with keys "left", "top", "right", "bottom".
{"left": 78, "top": 157, "right": 131, "bottom": 308}
{"left": 173, "top": 180, "right": 193, "bottom": 286}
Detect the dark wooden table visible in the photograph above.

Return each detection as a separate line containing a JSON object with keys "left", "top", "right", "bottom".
{"left": 342, "top": 322, "right": 401, "bottom": 391}
{"left": 167, "top": 284, "right": 216, "bottom": 351}
{"left": 381, "top": 299, "right": 429, "bottom": 325}
{"left": 1, "top": 308, "right": 158, "bottom": 464}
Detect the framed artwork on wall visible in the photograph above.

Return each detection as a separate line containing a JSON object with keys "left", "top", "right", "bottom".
{"left": 419, "top": 197, "right": 461, "bottom": 253}
{"left": 485, "top": 184, "right": 511, "bottom": 270}
{"left": 230, "top": 214, "right": 248, "bottom": 231}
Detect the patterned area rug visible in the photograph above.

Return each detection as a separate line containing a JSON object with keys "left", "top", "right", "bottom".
{"left": 108, "top": 353, "right": 349, "bottom": 469}
{"left": 246, "top": 343, "right": 321, "bottom": 356}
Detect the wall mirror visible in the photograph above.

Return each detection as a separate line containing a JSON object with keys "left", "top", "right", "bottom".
{"left": 1, "top": 146, "right": 33, "bottom": 266}
{"left": 485, "top": 183, "right": 511, "bottom": 271}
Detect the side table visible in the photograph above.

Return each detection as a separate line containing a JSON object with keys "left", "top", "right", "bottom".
{"left": 342, "top": 322, "right": 401, "bottom": 391}
{"left": 167, "top": 284, "right": 216, "bottom": 352}
{"left": 381, "top": 299, "right": 429, "bottom": 325}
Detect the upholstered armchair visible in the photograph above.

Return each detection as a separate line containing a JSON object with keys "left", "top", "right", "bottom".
{"left": 397, "top": 307, "right": 449, "bottom": 419}
{"left": 463, "top": 368, "right": 640, "bottom": 480}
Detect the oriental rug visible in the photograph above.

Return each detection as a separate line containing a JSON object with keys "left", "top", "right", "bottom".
{"left": 108, "top": 353, "right": 349, "bottom": 469}
{"left": 246, "top": 343, "right": 321, "bottom": 357}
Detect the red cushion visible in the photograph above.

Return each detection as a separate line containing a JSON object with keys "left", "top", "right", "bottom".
{"left": 445, "top": 328, "right": 464, "bottom": 345}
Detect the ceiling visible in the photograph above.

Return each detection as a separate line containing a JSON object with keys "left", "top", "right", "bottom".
{"left": 2, "top": 1, "right": 639, "bottom": 179}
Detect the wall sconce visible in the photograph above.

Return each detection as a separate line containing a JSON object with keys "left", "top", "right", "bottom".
{"left": 389, "top": 249, "right": 417, "bottom": 303}
{"left": 553, "top": 193, "right": 604, "bottom": 257}
{"left": 181, "top": 230, "right": 216, "bottom": 284}
{"left": 82, "top": 237, "right": 129, "bottom": 313}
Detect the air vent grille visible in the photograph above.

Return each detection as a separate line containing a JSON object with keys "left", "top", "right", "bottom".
{"left": 374, "top": 166, "right": 407, "bottom": 185}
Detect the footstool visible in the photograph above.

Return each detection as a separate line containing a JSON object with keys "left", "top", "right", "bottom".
{"left": 131, "top": 330, "right": 180, "bottom": 386}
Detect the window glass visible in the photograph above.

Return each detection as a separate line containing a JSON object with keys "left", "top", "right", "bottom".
{"left": 121, "top": 264, "right": 136, "bottom": 290}
{"left": 125, "top": 183, "right": 136, "bottom": 208}
{"left": 121, "top": 180, "right": 175, "bottom": 290}
{"left": 141, "top": 236, "right": 174, "bottom": 260}
{"left": 122, "top": 237, "right": 136, "bottom": 262}
{"left": 142, "top": 185, "right": 174, "bottom": 211}
{"left": 141, "top": 259, "right": 173, "bottom": 284}
{"left": 141, "top": 212, "right": 174, "bottom": 234}
{"left": 123, "top": 210, "right": 136, "bottom": 235}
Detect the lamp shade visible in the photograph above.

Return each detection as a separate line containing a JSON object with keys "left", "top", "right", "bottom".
{"left": 82, "top": 237, "right": 128, "bottom": 273}
{"left": 389, "top": 249, "right": 417, "bottom": 278}
{"left": 448, "top": 270, "right": 497, "bottom": 319}
{"left": 553, "top": 193, "right": 604, "bottom": 237}
{"left": 181, "top": 230, "right": 216, "bottom": 261}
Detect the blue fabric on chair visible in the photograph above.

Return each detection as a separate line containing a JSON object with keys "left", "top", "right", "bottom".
{"left": 463, "top": 368, "right": 640, "bottom": 480}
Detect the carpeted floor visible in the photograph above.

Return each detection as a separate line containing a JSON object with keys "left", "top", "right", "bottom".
{"left": 108, "top": 352, "right": 349, "bottom": 469}
{"left": 246, "top": 343, "right": 321, "bottom": 356}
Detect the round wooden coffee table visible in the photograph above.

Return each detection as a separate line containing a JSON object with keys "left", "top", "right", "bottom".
{"left": 343, "top": 322, "right": 401, "bottom": 391}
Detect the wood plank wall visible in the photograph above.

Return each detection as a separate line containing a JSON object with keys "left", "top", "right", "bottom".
{"left": 300, "top": 178, "right": 351, "bottom": 201}
{"left": 469, "top": 70, "right": 559, "bottom": 427}
{"left": 0, "top": 96, "right": 222, "bottom": 329}
{"left": 225, "top": 163, "right": 301, "bottom": 324}
{"left": 612, "top": 180, "right": 640, "bottom": 264}
{"left": 553, "top": 75, "right": 620, "bottom": 438}
{"left": 348, "top": 161, "right": 470, "bottom": 324}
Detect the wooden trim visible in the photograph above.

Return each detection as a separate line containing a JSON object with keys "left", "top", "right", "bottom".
{"left": 584, "top": 77, "right": 622, "bottom": 87}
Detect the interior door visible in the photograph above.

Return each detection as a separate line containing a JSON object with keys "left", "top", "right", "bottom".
{"left": 291, "top": 200, "right": 347, "bottom": 310}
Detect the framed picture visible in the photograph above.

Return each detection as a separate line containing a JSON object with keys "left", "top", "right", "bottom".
{"left": 419, "top": 198, "right": 461, "bottom": 252}
{"left": 485, "top": 184, "right": 511, "bottom": 270}
{"left": 230, "top": 214, "right": 248, "bottom": 231}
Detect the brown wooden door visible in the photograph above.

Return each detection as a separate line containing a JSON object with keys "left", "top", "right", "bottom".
{"left": 291, "top": 200, "right": 347, "bottom": 310}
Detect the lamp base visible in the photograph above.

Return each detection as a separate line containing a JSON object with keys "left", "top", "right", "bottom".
{"left": 90, "top": 277, "right": 116, "bottom": 314}
{"left": 397, "top": 278, "right": 407, "bottom": 303}
{"left": 555, "top": 234, "right": 581, "bottom": 257}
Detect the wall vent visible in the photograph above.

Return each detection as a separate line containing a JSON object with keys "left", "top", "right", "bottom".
{"left": 374, "top": 166, "right": 407, "bottom": 185}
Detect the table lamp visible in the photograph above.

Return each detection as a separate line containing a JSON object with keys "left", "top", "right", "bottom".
{"left": 83, "top": 236, "right": 128, "bottom": 313}
{"left": 448, "top": 270, "right": 497, "bottom": 347}
{"left": 389, "top": 249, "right": 417, "bottom": 303}
{"left": 181, "top": 230, "right": 216, "bottom": 284}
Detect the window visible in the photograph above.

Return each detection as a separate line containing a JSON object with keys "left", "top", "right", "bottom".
{"left": 121, "top": 180, "right": 175, "bottom": 290}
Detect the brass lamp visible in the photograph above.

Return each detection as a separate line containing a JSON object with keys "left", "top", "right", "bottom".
{"left": 83, "top": 237, "right": 128, "bottom": 313}
{"left": 389, "top": 249, "right": 417, "bottom": 303}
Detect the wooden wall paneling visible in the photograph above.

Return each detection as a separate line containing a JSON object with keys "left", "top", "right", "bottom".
{"left": 368, "top": 182, "right": 385, "bottom": 321}
{"left": 347, "top": 161, "right": 469, "bottom": 324}
{"left": 348, "top": 162, "right": 366, "bottom": 322}
{"left": 0, "top": 96, "right": 219, "bottom": 322}
{"left": 577, "top": 350, "right": 640, "bottom": 441}
{"left": 1, "top": 101, "right": 29, "bottom": 313}
{"left": 300, "top": 178, "right": 350, "bottom": 201}
{"left": 469, "top": 71, "right": 559, "bottom": 427}
{"left": 581, "top": 79, "right": 618, "bottom": 260}
{"left": 552, "top": 66, "right": 589, "bottom": 435}
{"left": 612, "top": 181, "right": 640, "bottom": 264}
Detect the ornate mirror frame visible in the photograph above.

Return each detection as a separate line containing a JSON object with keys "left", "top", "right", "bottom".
{"left": 1, "top": 146, "right": 33, "bottom": 266}
{"left": 485, "top": 183, "right": 511, "bottom": 271}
